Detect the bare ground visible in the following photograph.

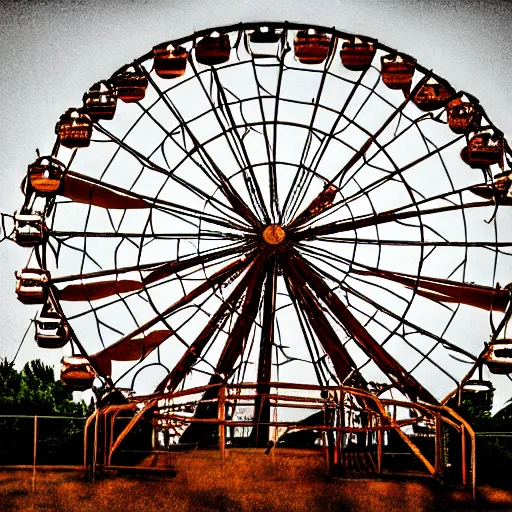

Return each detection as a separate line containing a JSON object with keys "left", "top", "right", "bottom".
{"left": 1, "top": 449, "right": 511, "bottom": 511}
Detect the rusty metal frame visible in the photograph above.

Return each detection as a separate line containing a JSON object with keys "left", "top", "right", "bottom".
{"left": 92, "top": 382, "right": 476, "bottom": 497}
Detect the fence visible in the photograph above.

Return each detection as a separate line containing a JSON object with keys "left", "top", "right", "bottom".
{"left": 0, "top": 415, "right": 85, "bottom": 468}
{"left": 0, "top": 412, "right": 511, "bottom": 491}
{"left": 473, "top": 432, "right": 512, "bottom": 488}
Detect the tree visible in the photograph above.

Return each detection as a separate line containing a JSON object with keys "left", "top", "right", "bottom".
{"left": 0, "top": 358, "right": 87, "bottom": 465}
{"left": 0, "top": 358, "right": 86, "bottom": 416}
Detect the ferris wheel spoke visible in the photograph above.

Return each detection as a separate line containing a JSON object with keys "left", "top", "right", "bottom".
{"left": 56, "top": 279, "right": 143, "bottom": 302}
{"left": 52, "top": 241, "right": 250, "bottom": 285}
{"left": 297, "top": 241, "right": 509, "bottom": 312}
{"left": 208, "top": 66, "right": 271, "bottom": 223}
{"left": 310, "top": 236, "right": 511, "bottom": 249}
{"left": 248, "top": 258, "right": 278, "bottom": 446}
{"left": 283, "top": 258, "right": 356, "bottom": 382}
{"left": 137, "top": 100, "right": 258, "bottom": 226}
{"left": 295, "top": 199, "right": 492, "bottom": 240}
{"left": 350, "top": 266, "right": 510, "bottom": 312}
{"left": 296, "top": 133, "right": 467, "bottom": 229}
{"left": 62, "top": 170, "right": 249, "bottom": 232}
{"left": 289, "top": 251, "right": 437, "bottom": 403}
{"left": 327, "top": 75, "right": 430, "bottom": 189}
{"left": 300, "top": 251, "right": 479, "bottom": 362}
{"left": 287, "top": 184, "right": 339, "bottom": 230}
{"left": 144, "top": 70, "right": 262, "bottom": 228}
{"left": 249, "top": 56, "right": 280, "bottom": 221}
{"left": 286, "top": 80, "right": 428, "bottom": 227}
{"left": 269, "top": 42, "right": 290, "bottom": 222}
{"left": 177, "top": 253, "right": 268, "bottom": 444}
{"left": 279, "top": 36, "right": 336, "bottom": 224}
{"left": 214, "top": 266, "right": 266, "bottom": 378}
{"left": 92, "top": 251, "right": 257, "bottom": 379}
{"left": 142, "top": 242, "right": 253, "bottom": 286}
{"left": 297, "top": 126, "right": 464, "bottom": 230}
{"left": 155, "top": 255, "right": 265, "bottom": 393}
{"left": 337, "top": 134, "right": 466, "bottom": 210}
{"left": 92, "top": 123, "right": 173, "bottom": 175}
{"left": 283, "top": 66, "right": 374, "bottom": 225}
{"left": 51, "top": 230, "right": 242, "bottom": 241}
{"left": 92, "top": 329, "right": 173, "bottom": 376}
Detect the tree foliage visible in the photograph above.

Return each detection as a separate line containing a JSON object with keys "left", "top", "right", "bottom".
{"left": 0, "top": 358, "right": 86, "bottom": 416}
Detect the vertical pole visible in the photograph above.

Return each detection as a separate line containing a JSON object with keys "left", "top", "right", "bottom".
{"left": 323, "top": 431, "right": 330, "bottom": 474}
{"left": 377, "top": 427, "right": 383, "bottom": 474}
{"left": 92, "top": 410, "right": 99, "bottom": 482}
{"left": 83, "top": 417, "right": 88, "bottom": 470}
{"left": 471, "top": 431, "right": 477, "bottom": 501}
{"left": 218, "top": 386, "right": 226, "bottom": 461}
{"left": 152, "top": 420, "right": 157, "bottom": 451}
{"left": 32, "top": 416, "right": 38, "bottom": 492}
{"left": 340, "top": 390, "right": 345, "bottom": 473}
{"left": 254, "top": 261, "right": 277, "bottom": 447}
{"left": 108, "top": 412, "right": 116, "bottom": 466}
{"left": 435, "top": 413, "right": 443, "bottom": 477}
{"left": 103, "top": 413, "right": 108, "bottom": 466}
{"left": 272, "top": 403, "right": 278, "bottom": 475}
{"left": 461, "top": 425, "right": 467, "bottom": 486}
{"left": 333, "top": 409, "right": 340, "bottom": 468}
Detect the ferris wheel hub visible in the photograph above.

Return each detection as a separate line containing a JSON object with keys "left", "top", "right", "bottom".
{"left": 262, "top": 224, "right": 286, "bottom": 245}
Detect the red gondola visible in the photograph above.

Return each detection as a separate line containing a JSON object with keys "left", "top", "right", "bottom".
{"left": 381, "top": 54, "right": 415, "bottom": 90}
{"left": 340, "top": 39, "right": 376, "bottom": 71}
{"left": 60, "top": 356, "right": 95, "bottom": 391}
{"left": 154, "top": 45, "right": 188, "bottom": 78}
{"left": 469, "top": 171, "right": 512, "bottom": 200}
{"left": 195, "top": 33, "right": 231, "bottom": 66}
{"left": 446, "top": 97, "right": 482, "bottom": 134}
{"left": 483, "top": 339, "right": 512, "bottom": 374}
{"left": 83, "top": 81, "right": 117, "bottom": 121}
{"left": 294, "top": 30, "right": 331, "bottom": 65}
{"left": 412, "top": 79, "right": 453, "bottom": 111}
{"left": 461, "top": 132, "right": 503, "bottom": 168}
{"left": 112, "top": 66, "right": 148, "bottom": 103}
{"left": 26, "top": 156, "right": 65, "bottom": 195}
{"left": 55, "top": 108, "right": 93, "bottom": 148}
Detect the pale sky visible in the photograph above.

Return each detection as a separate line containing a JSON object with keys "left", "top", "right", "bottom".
{"left": 1, "top": 0, "right": 512, "bottom": 410}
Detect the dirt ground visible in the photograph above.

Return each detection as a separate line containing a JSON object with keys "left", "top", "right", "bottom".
{"left": 1, "top": 468, "right": 512, "bottom": 512}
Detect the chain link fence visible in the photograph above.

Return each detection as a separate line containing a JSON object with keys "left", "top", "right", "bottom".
{"left": 0, "top": 413, "right": 511, "bottom": 490}
{"left": 0, "top": 415, "right": 85, "bottom": 467}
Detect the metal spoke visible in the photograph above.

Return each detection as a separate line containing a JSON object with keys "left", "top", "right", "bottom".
{"left": 289, "top": 250, "right": 438, "bottom": 403}
{"left": 155, "top": 255, "right": 264, "bottom": 393}
{"left": 252, "top": 257, "right": 278, "bottom": 446}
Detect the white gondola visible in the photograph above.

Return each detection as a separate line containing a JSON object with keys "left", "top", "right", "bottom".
{"left": 35, "top": 309, "right": 70, "bottom": 348}
{"left": 462, "top": 379, "right": 494, "bottom": 410}
{"left": 60, "top": 356, "right": 95, "bottom": 391}
{"left": 15, "top": 268, "right": 50, "bottom": 304}
{"left": 13, "top": 211, "right": 44, "bottom": 247}
{"left": 483, "top": 339, "right": 512, "bottom": 374}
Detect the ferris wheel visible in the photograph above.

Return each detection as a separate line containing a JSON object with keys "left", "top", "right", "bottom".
{"left": 11, "top": 22, "right": 512, "bottom": 426}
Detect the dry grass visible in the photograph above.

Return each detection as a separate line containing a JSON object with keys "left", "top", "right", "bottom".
{"left": 1, "top": 450, "right": 511, "bottom": 511}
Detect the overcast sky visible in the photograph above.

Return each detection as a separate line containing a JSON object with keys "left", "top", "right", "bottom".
{"left": 1, "top": 0, "right": 511, "bottom": 407}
